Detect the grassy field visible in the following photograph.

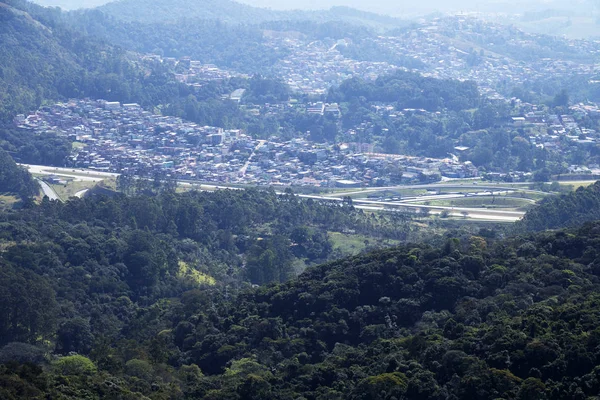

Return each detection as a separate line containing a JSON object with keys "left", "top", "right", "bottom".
{"left": 0, "top": 194, "right": 19, "bottom": 209}
{"left": 177, "top": 261, "right": 216, "bottom": 286}
{"left": 49, "top": 181, "right": 95, "bottom": 200}
{"left": 419, "top": 196, "right": 536, "bottom": 210}
{"left": 558, "top": 181, "right": 597, "bottom": 190}
{"left": 515, "top": 192, "right": 549, "bottom": 201}
{"left": 322, "top": 188, "right": 367, "bottom": 195}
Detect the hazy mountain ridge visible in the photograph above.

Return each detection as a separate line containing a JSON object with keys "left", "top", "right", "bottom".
{"left": 488, "top": 0, "right": 600, "bottom": 39}
{"left": 30, "top": 0, "right": 600, "bottom": 39}
{"left": 31, "top": 0, "right": 600, "bottom": 14}
{"left": 98, "top": 0, "right": 280, "bottom": 23}
{"left": 96, "top": 0, "right": 406, "bottom": 28}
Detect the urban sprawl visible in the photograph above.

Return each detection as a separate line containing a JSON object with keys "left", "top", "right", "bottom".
{"left": 14, "top": 16, "right": 600, "bottom": 187}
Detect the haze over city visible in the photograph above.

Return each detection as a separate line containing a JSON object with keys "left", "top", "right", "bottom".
{"left": 32, "top": 0, "right": 600, "bottom": 16}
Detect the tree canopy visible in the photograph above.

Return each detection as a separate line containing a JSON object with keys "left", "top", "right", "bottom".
{"left": 0, "top": 148, "right": 38, "bottom": 200}
{"left": 518, "top": 181, "right": 600, "bottom": 231}
{"left": 1, "top": 183, "right": 600, "bottom": 398}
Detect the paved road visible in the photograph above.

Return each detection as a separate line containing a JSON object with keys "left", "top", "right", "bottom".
{"left": 322, "top": 183, "right": 549, "bottom": 196}
{"left": 297, "top": 194, "right": 525, "bottom": 222}
{"left": 397, "top": 192, "right": 536, "bottom": 204}
{"left": 23, "top": 164, "right": 118, "bottom": 182}
{"left": 352, "top": 205, "right": 520, "bottom": 222}
{"left": 238, "top": 140, "right": 267, "bottom": 177}
{"left": 37, "top": 179, "right": 60, "bottom": 201}
{"left": 21, "top": 164, "right": 541, "bottom": 221}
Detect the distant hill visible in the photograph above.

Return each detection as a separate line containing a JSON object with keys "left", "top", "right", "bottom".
{"left": 96, "top": 0, "right": 406, "bottom": 28}
{"left": 98, "top": 0, "right": 279, "bottom": 23}
{"left": 65, "top": 6, "right": 405, "bottom": 74}
{"left": 491, "top": 2, "right": 600, "bottom": 40}
{"left": 0, "top": 0, "right": 202, "bottom": 123}
{"left": 514, "top": 16, "right": 600, "bottom": 40}
{"left": 31, "top": 0, "right": 108, "bottom": 9}
{"left": 29, "top": 0, "right": 600, "bottom": 16}
{"left": 30, "top": 0, "right": 600, "bottom": 40}
{"left": 0, "top": 0, "right": 133, "bottom": 120}
{"left": 241, "top": 0, "right": 600, "bottom": 17}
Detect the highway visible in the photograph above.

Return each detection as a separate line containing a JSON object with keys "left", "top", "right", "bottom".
{"left": 36, "top": 179, "right": 60, "bottom": 201}
{"left": 387, "top": 191, "right": 537, "bottom": 205}
{"left": 22, "top": 163, "right": 557, "bottom": 222}
{"left": 321, "top": 183, "right": 549, "bottom": 196}
{"left": 350, "top": 205, "right": 520, "bottom": 222}
{"left": 24, "top": 164, "right": 119, "bottom": 182}
{"left": 297, "top": 194, "right": 525, "bottom": 222}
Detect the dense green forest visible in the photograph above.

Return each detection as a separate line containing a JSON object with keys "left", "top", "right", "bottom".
{"left": 0, "top": 180, "right": 419, "bottom": 300}
{"left": 518, "top": 181, "right": 600, "bottom": 232}
{"left": 3, "top": 183, "right": 600, "bottom": 398}
{"left": 328, "top": 71, "right": 480, "bottom": 112}
{"left": 0, "top": 127, "right": 72, "bottom": 166}
{"left": 0, "top": 148, "right": 38, "bottom": 200}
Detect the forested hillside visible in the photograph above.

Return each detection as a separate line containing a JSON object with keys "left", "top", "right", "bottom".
{"left": 0, "top": 127, "right": 72, "bottom": 166}
{"left": 3, "top": 193, "right": 600, "bottom": 398}
{"left": 0, "top": 0, "right": 194, "bottom": 122}
{"left": 328, "top": 70, "right": 480, "bottom": 112}
{"left": 519, "top": 181, "right": 600, "bottom": 231}
{"left": 64, "top": 10, "right": 391, "bottom": 73}
{"left": 0, "top": 148, "right": 38, "bottom": 200}
{"left": 66, "top": 10, "right": 287, "bottom": 73}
